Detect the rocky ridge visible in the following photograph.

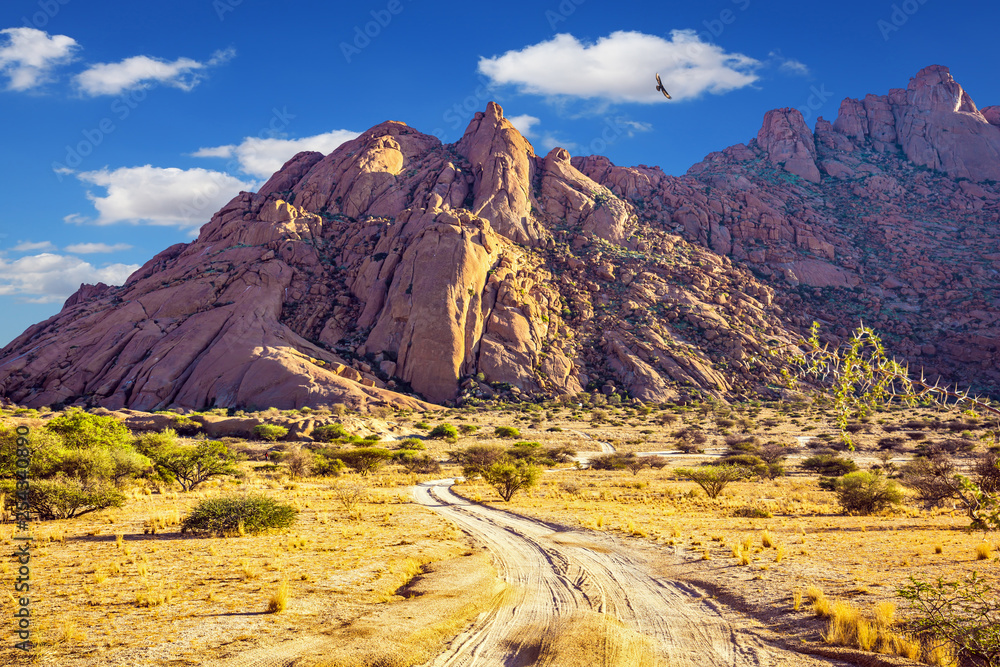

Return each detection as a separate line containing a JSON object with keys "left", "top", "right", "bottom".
{"left": 0, "top": 65, "right": 997, "bottom": 410}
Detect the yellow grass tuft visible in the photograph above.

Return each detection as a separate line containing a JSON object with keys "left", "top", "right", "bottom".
{"left": 268, "top": 580, "right": 290, "bottom": 613}
{"left": 975, "top": 542, "right": 992, "bottom": 560}
{"left": 792, "top": 589, "right": 802, "bottom": 611}
{"left": 761, "top": 530, "right": 774, "bottom": 548}
{"left": 873, "top": 600, "right": 896, "bottom": 628}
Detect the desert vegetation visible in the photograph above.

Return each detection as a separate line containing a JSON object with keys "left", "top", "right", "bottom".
{"left": 1, "top": 380, "right": 998, "bottom": 665}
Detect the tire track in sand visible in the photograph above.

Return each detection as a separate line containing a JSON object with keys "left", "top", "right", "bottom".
{"left": 414, "top": 478, "right": 846, "bottom": 667}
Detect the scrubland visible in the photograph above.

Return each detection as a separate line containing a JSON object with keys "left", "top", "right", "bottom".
{"left": 1, "top": 396, "right": 998, "bottom": 666}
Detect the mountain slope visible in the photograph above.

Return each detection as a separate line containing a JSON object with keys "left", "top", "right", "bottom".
{"left": 1, "top": 65, "right": 997, "bottom": 410}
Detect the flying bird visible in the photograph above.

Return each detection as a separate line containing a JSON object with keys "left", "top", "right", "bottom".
{"left": 655, "top": 73, "right": 671, "bottom": 99}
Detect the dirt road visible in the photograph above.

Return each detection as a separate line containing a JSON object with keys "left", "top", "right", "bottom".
{"left": 413, "top": 478, "right": 846, "bottom": 667}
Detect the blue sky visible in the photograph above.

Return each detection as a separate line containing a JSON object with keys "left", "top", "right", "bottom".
{"left": 0, "top": 0, "right": 997, "bottom": 346}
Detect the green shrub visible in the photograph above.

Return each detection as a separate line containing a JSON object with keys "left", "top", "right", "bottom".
{"left": 481, "top": 460, "right": 540, "bottom": 501}
{"left": 312, "top": 455, "right": 346, "bottom": 477}
{"left": 143, "top": 440, "right": 240, "bottom": 491}
{"left": 835, "top": 471, "right": 903, "bottom": 514}
{"left": 44, "top": 409, "right": 132, "bottom": 450}
{"left": 801, "top": 454, "right": 858, "bottom": 476}
{"left": 0, "top": 477, "right": 125, "bottom": 520}
{"left": 494, "top": 426, "right": 520, "bottom": 439}
{"left": 414, "top": 422, "right": 430, "bottom": 430}
{"left": 428, "top": 423, "right": 458, "bottom": 440}
{"left": 452, "top": 444, "right": 506, "bottom": 477}
{"left": 899, "top": 572, "right": 1000, "bottom": 666}
{"left": 394, "top": 452, "right": 442, "bottom": 474}
{"left": 333, "top": 448, "right": 392, "bottom": 476}
{"left": 181, "top": 494, "right": 297, "bottom": 536}
{"left": 311, "top": 423, "right": 351, "bottom": 443}
{"left": 253, "top": 424, "right": 289, "bottom": 442}
{"left": 674, "top": 465, "right": 748, "bottom": 499}
{"left": 458, "top": 424, "right": 480, "bottom": 435}
{"left": 397, "top": 438, "right": 425, "bottom": 450}
{"left": 732, "top": 506, "right": 773, "bottom": 518}
{"left": 0, "top": 425, "right": 66, "bottom": 479}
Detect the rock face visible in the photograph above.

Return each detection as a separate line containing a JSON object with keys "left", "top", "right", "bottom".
{"left": 1, "top": 65, "right": 998, "bottom": 410}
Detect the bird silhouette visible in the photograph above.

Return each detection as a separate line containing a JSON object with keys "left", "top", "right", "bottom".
{"left": 655, "top": 73, "right": 671, "bottom": 99}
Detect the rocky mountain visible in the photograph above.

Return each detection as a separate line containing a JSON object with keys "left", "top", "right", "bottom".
{"left": 1, "top": 65, "right": 997, "bottom": 411}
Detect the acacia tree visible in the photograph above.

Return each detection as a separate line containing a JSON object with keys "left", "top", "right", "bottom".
{"left": 481, "top": 459, "right": 540, "bottom": 502}
{"left": 899, "top": 573, "right": 1000, "bottom": 667}
{"left": 783, "top": 323, "right": 1000, "bottom": 530}
{"left": 145, "top": 440, "right": 240, "bottom": 491}
{"left": 674, "top": 465, "right": 748, "bottom": 499}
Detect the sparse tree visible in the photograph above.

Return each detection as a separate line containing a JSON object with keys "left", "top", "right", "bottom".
{"left": 674, "top": 465, "right": 748, "bottom": 499}
{"left": 334, "top": 448, "right": 392, "bottom": 476}
{"left": 144, "top": 440, "right": 240, "bottom": 491}
{"left": 835, "top": 471, "right": 903, "bottom": 515}
{"left": 899, "top": 573, "right": 1000, "bottom": 667}
{"left": 481, "top": 460, "right": 540, "bottom": 502}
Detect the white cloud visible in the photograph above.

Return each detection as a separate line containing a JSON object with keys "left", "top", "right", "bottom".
{"left": 74, "top": 48, "right": 234, "bottom": 96}
{"left": 74, "top": 165, "right": 255, "bottom": 228}
{"left": 0, "top": 27, "right": 79, "bottom": 91}
{"left": 478, "top": 30, "right": 760, "bottom": 103}
{"left": 64, "top": 242, "right": 133, "bottom": 254}
{"left": 192, "top": 129, "right": 360, "bottom": 179}
{"left": 189, "top": 144, "right": 235, "bottom": 159}
{"left": 539, "top": 135, "right": 578, "bottom": 152}
{"left": 11, "top": 240, "right": 55, "bottom": 252}
{"left": 507, "top": 114, "right": 540, "bottom": 137}
{"left": 0, "top": 253, "right": 138, "bottom": 303}
{"left": 770, "top": 52, "right": 810, "bottom": 76}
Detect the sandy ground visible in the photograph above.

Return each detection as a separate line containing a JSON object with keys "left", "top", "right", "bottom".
{"left": 413, "top": 476, "right": 854, "bottom": 667}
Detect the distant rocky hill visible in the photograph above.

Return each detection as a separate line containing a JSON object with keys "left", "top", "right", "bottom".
{"left": 1, "top": 64, "right": 997, "bottom": 411}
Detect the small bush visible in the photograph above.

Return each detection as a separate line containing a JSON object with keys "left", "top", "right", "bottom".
{"left": 899, "top": 573, "right": 1000, "bottom": 666}
{"left": 733, "top": 506, "right": 772, "bottom": 518}
{"left": 395, "top": 453, "right": 442, "bottom": 474}
{"left": 1, "top": 477, "right": 125, "bottom": 520}
{"left": 253, "top": 424, "right": 289, "bottom": 442}
{"left": 428, "top": 423, "right": 458, "bottom": 441}
{"left": 835, "top": 471, "right": 903, "bottom": 515}
{"left": 494, "top": 426, "right": 521, "bottom": 439}
{"left": 333, "top": 448, "right": 392, "bottom": 476}
{"left": 397, "top": 438, "right": 425, "bottom": 451}
{"left": 452, "top": 444, "right": 506, "bottom": 477}
{"left": 45, "top": 409, "right": 133, "bottom": 450}
{"left": 181, "top": 494, "right": 297, "bottom": 536}
{"left": 268, "top": 581, "right": 290, "bottom": 613}
{"left": 802, "top": 454, "right": 858, "bottom": 476}
{"left": 675, "top": 465, "right": 748, "bottom": 499}
{"left": 311, "top": 423, "right": 351, "bottom": 443}
{"left": 481, "top": 460, "right": 540, "bottom": 501}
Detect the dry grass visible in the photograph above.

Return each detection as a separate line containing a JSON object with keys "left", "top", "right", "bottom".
{"left": 3, "top": 401, "right": 997, "bottom": 666}
{"left": 975, "top": 541, "right": 992, "bottom": 560}
{"left": 268, "top": 580, "right": 290, "bottom": 613}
